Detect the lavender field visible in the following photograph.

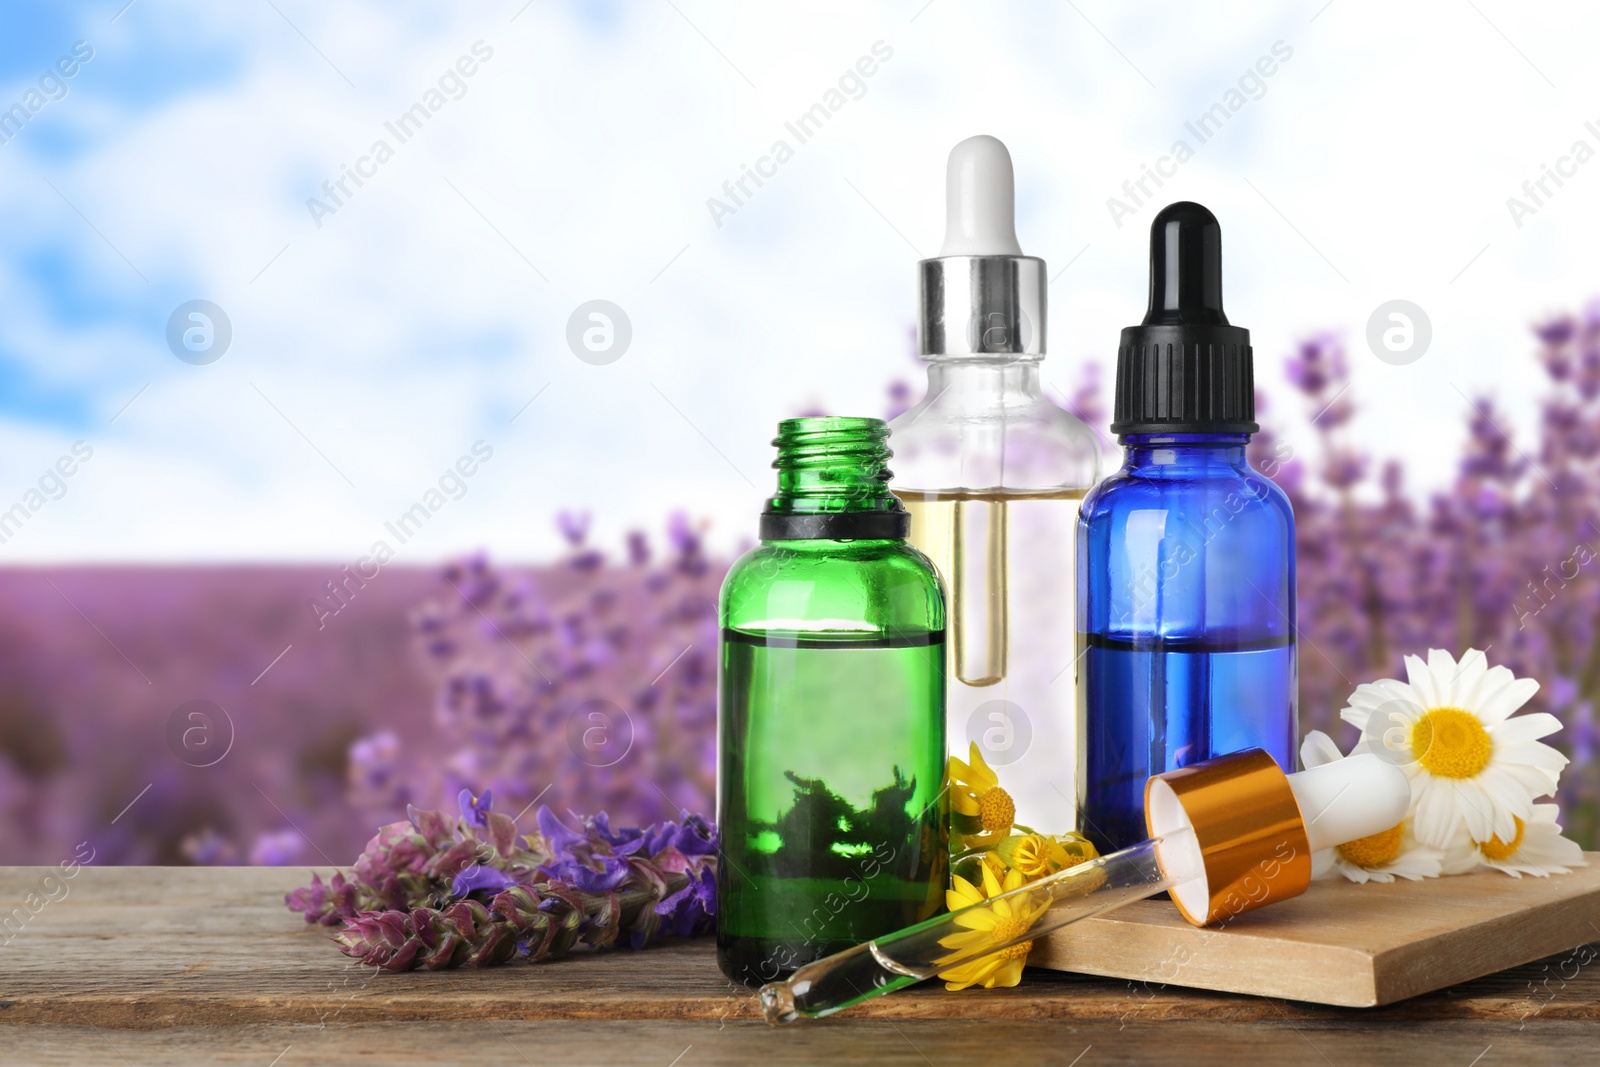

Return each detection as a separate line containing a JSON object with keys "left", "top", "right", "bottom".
{"left": 0, "top": 566, "right": 438, "bottom": 866}
{"left": 2, "top": 310, "right": 1598, "bottom": 865}
{"left": 0, "top": 524, "right": 723, "bottom": 868}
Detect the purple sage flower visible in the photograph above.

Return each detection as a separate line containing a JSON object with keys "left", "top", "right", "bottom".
{"left": 458, "top": 788, "right": 493, "bottom": 827}
{"left": 452, "top": 865, "right": 520, "bottom": 898}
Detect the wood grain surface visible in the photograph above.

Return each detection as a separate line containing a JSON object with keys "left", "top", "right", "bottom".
{"left": 1035, "top": 854, "right": 1600, "bottom": 1006}
{"left": 2, "top": 866, "right": 1597, "bottom": 1066}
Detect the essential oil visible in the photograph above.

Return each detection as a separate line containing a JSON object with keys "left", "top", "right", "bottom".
{"left": 1078, "top": 202, "right": 1297, "bottom": 853}
{"left": 717, "top": 417, "right": 946, "bottom": 987}
{"left": 890, "top": 136, "right": 1100, "bottom": 838}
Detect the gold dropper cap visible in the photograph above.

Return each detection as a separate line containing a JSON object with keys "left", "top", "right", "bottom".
{"left": 1144, "top": 749, "right": 1313, "bottom": 927}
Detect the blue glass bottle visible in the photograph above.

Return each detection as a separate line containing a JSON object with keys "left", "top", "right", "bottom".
{"left": 1077, "top": 203, "right": 1296, "bottom": 853}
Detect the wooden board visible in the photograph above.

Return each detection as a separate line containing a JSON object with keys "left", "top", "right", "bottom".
{"left": 3, "top": 866, "right": 1599, "bottom": 1066}
{"left": 1033, "top": 854, "right": 1600, "bottom": 1006}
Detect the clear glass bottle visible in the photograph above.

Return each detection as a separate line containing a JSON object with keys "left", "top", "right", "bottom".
{"left": 890, "top": 136, "right": 1100, "bottom": 838}
{"left": 1078, "top": 202, "right": 1297, "bottom": 853}
{"left": 717, "top": 416, "right": 947, "bottom": 987}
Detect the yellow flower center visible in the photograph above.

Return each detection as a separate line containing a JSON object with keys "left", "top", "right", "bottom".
{"left": 1336, "top": 821, "right": 1405, "bottom": 868}
{"left": 1479, "top": 817, "right": 1526, "bottom": 861}
{"left": 977, "top": 787, "right": 1015, "bottom": 834}
{"left": 989, "top": 915, "right": 1033, "bottom": 960}
{"left": 1409, "top": 707, "right": 1492, "bottom": 779}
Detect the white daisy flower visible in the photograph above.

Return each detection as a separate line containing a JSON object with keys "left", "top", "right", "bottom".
{"left": 1301, "top": 731, "right": 1444, "bottom": 884}
{"left": 1339, "top": 649, "right": 1567, "bottom": 848}
{"left": 1441, "top": 803, "right": 1588, "bottom": 878}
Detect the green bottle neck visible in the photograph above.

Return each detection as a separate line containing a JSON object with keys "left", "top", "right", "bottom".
{"left": 761, "top": 417, "right": 910, "bottom": 541}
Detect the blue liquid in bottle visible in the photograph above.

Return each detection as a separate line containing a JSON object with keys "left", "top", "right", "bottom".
{"left": 1077, "top": 203, "right": 1296, "bottom": 853}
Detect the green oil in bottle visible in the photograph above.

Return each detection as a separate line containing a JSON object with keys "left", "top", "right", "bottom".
{"left": 718, "top": 629, "right": 946, "bottom": 985}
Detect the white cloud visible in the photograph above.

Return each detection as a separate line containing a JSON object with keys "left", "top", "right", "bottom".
{"left": 0, "top": 0, "right": 1593, "bottom": 560}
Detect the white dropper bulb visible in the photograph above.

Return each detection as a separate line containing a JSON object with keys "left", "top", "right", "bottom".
{"left": 1286, "top": 753, "right": 1411, "bottom": 853}
{"left": 939, "top": 134, "right": 1024, "bottom": 257}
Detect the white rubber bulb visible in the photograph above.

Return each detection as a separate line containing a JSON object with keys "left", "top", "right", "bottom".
{"left": 939, "top": 134, "right": 1024, "bottom": 257}
{"left": 1287, "top": 753, "right": 1412, "bottom": 854}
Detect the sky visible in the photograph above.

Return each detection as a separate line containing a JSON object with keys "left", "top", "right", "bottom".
{"left": 0, "top": 0, "right": 1595, "bottom": 561}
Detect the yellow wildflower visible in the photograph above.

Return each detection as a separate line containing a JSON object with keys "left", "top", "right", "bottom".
{"left": 936, "top": 861, "right": 1049, "bottom": 990}
{"left": 996, "top": 832, "right": 1099, "bottom": 880}
{"left": 948, "top": 743, "right": 1016, "bottom": 849}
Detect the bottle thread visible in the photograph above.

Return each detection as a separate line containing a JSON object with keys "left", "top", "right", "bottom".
{"left": 761, "top": 417, "right": 909, "bottom": 540}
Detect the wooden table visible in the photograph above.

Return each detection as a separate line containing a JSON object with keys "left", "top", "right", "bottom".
{"left": 2, "top": 867, "right": 1596, "bottom": 1066}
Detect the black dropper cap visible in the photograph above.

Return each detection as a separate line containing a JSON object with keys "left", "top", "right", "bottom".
{"left": 1110, "top": 202, "right": 1257, "bottom": 436}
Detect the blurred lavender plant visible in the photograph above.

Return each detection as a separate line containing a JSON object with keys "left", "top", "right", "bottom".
{"left": 1197, "top": 313, "right": 1600, "bottom": 844}
{"left": 346, "top": 513, "right": 721, "bottom": 829}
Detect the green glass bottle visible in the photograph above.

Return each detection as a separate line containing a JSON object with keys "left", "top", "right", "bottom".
{"left": 717, "top": 416, "right": 948, "bottom": 987}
